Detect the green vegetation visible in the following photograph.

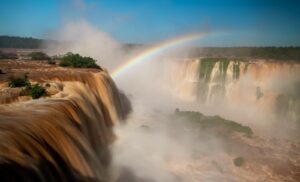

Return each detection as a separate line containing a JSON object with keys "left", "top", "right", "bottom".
{"left": 233, "top": 157, "right": 245, "bottom": 167}
{"left": 0, "top": 36, "right": 42, "bottom": 49}
{"left": 199, "top": 58, "right": 233, "bottom": 82}
{"left": 199, "top": 58, "right": 243, "bottom": 82}
{"left": 29, "top": 51, "right": 51, "bottom": 60}
{"left": 219, "top": 59, "right": 230, "bottom": 80}
{"left": 174, "top": 110, "right": 253, "bottom": 137}
{"left": 59, "top": 52, "right": 101, "bottom": 69}
{"left": 29, "top": 84, "right": 46, "bottom": 99}
{"left": 47, "top": 60, "right": 56, "bottom": 65}
{"left": 9, "top": 74, "right": 30, "bottom": 88}
{"left": 20, "top": 84, "right": 46, "bottom": 99}
{"left": 8, "top": 74, "right": 45, "bottom": 99}
{"left": 232, "top": 62, "right": 240, "bottom": 80}
{"left": 199, "top": 58, "right": 219, "bottom": 81}
{"left": 0, "top": 36, "right": 300, "bottom": 60}
{"left": 190, "top": 47, "right": 300, "bottom": 61}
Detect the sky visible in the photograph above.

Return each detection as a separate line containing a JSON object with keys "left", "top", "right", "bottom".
{"left": 0, "top": 0, "right": 300, "bottom": 46}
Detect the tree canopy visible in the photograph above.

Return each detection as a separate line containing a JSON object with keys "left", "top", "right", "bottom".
{"left": 59, "top": 52, "right": 101, "bottom": 69}
{"left": 0, "top": 36, "right": 42, "bottom": 49}
{"left": 29, "top": 52, "right": 51, "bottom": 60}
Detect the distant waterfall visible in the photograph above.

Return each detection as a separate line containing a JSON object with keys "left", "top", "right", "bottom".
{"left": 167, "top": 59, "right": 200, "bottom": 101}
{"left": 166, "top": 58, "right": 300, "bottom": 123}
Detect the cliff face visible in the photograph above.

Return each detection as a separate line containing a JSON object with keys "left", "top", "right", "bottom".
{"left": 166, "top": 59, "right": 300, "bottom": 123}
{"left": 0, "top": 60, "right": 131, "bottom": 181}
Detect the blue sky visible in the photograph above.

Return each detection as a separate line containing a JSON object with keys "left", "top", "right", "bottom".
{"left": 0, "top": 0, "right": 299, "bottom": 46}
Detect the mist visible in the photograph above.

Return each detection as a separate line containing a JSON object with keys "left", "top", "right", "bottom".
{"left": 43, "top": 20, "right": 300, "bottom": 181}
{"left": 1, "top": 0, "right": 299, "bottom": 181}
{"left": 111, "top": 49, "right": 300, "bottom": 181}
{"left": 44, "top": 20, "right": 127, "bottom": 71}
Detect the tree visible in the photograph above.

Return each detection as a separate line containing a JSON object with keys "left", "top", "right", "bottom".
{"left": 59, "top": 52, "right": 101, "bottom": 69}
{"left": 9, "top": 74, "right": 30, "bottom": 88}
{"left": 29, "top": 52, "right": 51, "bottom": 60}
{"left": 29, "top": 84, "right": 45, "bottom": 99}
{"left": 0, "top": 36, "right": 42, "bottom": 49}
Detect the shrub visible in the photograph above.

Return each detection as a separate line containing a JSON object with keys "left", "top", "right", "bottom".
{"left": 59, "top": 52, "right": 101, "bottom": 69}
{"left": 9, "top": 74, "right": 30, "bottom": 87}
{"left": 174, "top": 110, "right": 253, "bottom": 137}
{"left": 30, "top": 84, "right": 45, "bottom": 99}
{"left": 233, "top": 157, "right": 245, "bottom": 167}
{"left": 29, "top": 51, "right": 51, "bottom": 60}
{"left": 47, "top": 59, "right": 56, "bottom": 65}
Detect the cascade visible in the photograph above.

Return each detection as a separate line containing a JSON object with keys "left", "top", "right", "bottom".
{"left": 166, "top": 59, "right": 300, "bottom": 122}
{"left": 0, "top": 69, "right": 131, "bottom": 181}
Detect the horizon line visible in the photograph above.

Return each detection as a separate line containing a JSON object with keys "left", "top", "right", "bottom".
{"left": 0, "top": 35, "right": 300, "bottom": 48}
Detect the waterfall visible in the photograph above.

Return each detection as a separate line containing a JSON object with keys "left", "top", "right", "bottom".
{"left": 166, "top": 59, "right": 300, "bottom": 122}
{"left": 166, "top": 59, "right": 200, "bottom": 101}
{"left": 0, "top": 71, "right": 131, "bottom": 181}
{"left": 206, "top": 61, "right": 220, "bottom": 103}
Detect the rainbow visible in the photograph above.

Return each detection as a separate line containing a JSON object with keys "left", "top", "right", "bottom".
{"left": 111, "top": 33, "right": 207, "bottom": 78}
